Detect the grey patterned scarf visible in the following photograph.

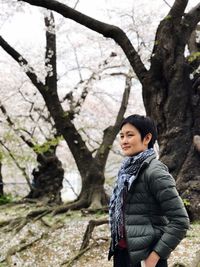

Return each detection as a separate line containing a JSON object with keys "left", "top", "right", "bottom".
{"left": 109, "top": 148, "right": 155, "bottom": 247}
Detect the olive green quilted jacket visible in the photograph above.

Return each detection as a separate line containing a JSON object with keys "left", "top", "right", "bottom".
{"left": 124, "top": 155, "right": 189, "bottom": 266}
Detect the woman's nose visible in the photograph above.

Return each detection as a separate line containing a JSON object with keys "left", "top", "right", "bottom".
{"left": 121, "top": 136, "right": 128, "bottom": 144}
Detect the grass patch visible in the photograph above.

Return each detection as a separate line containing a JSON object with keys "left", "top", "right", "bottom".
{"left": 0, "top": 194, "right": 13, "bottom": 205}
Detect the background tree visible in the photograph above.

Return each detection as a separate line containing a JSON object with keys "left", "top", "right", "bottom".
{"left": 0, "top": 7, "right": 134, "bottom": 210}
{"left": 12, "top": 0, "right": 200, "bottom": 220}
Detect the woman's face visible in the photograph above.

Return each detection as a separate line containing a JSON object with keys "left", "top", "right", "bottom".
{"left": 120, "top": 123, "right": 151, "bottom": 156}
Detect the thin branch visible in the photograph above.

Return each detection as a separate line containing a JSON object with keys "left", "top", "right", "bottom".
{"left": 18, "top": 88, "right": 35, "bottom": 106}
{"left": 0, "top": 101, "right": 35, "bottom": 148}
{"left": 95, "top": 70, "right": 133, "bottom": 162}
{"left": 63, "top": 177, "right": 78, "bottom": 197}
{"left": 73, "top": 72, "right": 96, "bottom": 113}
{"left": 67, "top": 35, "right": 83, "bottom": 81}
{"left": 162, "top": 0, "right": 172, "bottom": 8}
{"left": 0, "top": 102, "right": 14, "bottom": 127}
{"left": 0, "top": 140, "right": 32, "bottom": 189}
{"left": 73, "top": 0, "right": 79, "bottom": 9}
{"left": 17, "top": 88, "right": 40, "bottom": 137}
{"left": 62, "top": 71, "right": 97, "bottom": 117}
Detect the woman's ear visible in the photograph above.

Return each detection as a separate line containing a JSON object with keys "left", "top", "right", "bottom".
{"left": 143, "top": 133, "right": 152, "bottom": 146}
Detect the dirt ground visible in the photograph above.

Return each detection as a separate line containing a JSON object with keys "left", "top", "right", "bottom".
{"left": 0, "top": 203, "right": 199, "bottom": 267}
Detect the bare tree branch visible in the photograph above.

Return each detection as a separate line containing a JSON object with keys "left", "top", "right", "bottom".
{"left": 162, "top": 0, "right": 172, "bottom": 8}
{"left": 0, "top": 101, "right": 35, "bottom": 148}
{"left": 73, "top": 0, "right": 80, "bottom": 9}
{"left": 17, "top": 88, "right": 53, "bottom": 138}
{"left": 0, "top": 102, "right": 14, "bottom": 127}
{"left": 0, "top": 140, "right": 32, "bottom": 189}
{"left": 18, "top": 0, "right": 147, "bottom": 83}
{"left": 63, "top": 177, "right": 78, "bottom": 198}
{"left": 95, "top": 70, "right": 133, "bottom": 163}
{"left": 67, "top": 35, "right": 83, "bottom": 81}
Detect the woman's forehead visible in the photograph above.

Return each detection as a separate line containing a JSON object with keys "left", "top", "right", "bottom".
{"left": 120, "top": 123, "right": 138, "bottom": 133}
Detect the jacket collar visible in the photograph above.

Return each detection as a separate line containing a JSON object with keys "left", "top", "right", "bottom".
{"left": 128, "top": 154, "right": 156, "bottom": 192}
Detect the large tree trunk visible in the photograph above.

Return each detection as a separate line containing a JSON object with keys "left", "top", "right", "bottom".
{"left": 143, "top": 66, "right": 200, "bottom": 221}
{"left": 26, "top": 146, "right": 64, "bottom": 204}
{"left": 77, "top": 162, "right": 108, "bottom": 209}
{"left": 142, "top": 8, "right": 200, "bottom": 220}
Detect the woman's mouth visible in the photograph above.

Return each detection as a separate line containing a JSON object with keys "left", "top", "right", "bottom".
{"left": 122, "top": 146, "right": 130, "bottom": 150}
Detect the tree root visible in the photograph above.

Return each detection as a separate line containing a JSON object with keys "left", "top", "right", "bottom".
{"left": 52, "top": 199, "right": 88, "bottom": 216}
{"left": 60, "top": 217, "right": 108, "bottom": 266}
{"left": 61, "top": 243, "right": 98, "bottom": 267}
{"left": 28, "top": 208, "right": 53, "bottom": 221}
{"left": 0, "top": 200, "right": 89, "bottom": 232}
{"left": 1, "top": 207, "right": 53, "bottom": 233}
{"left": 0, "top": 231, "right": 48, "bottom": 265}
{"left": 80, "top": 218, "right": 108, "bottom": 251}
{"left": 81, "top": 206, "right": 108, "bottom": 216}
{"left": 1, "top": 216, "right": 27, "bottom": 233}
{"left": 40, "top": 217, "right": 52, "bottom": 228}
{"left": 0, "top": 219, "right": 11, "bottom": 227}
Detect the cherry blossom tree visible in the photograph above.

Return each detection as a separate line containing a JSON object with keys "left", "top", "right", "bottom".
{"left": 0, "top": 6, "right": 132, "bottom": 211}
{"left": 9, "top": 0, "right": 200, "bottom": 220}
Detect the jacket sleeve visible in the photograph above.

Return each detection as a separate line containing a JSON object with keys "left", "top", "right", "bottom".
{"left": 146, "top": 160, "right": 190, "bottom": 259}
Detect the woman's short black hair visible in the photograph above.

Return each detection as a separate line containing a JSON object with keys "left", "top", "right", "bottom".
{"left": 120, "top": 114, "right": 158, "bottom": 148}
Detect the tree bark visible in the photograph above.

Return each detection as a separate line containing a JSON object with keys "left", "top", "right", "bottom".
{"left": 142, "top": 3, "right": 200, "bottom": 220}
{"left": 26, "top": 146, "right": 64, "bottom": 204}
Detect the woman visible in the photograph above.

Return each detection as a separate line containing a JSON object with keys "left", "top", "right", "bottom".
{"left": 108, "top": 114, "right": 189, "bottom": 267}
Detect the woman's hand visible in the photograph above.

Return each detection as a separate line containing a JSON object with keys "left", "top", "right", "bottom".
{"left": 144, "top": 251, "right": 160, "bottom": 267}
